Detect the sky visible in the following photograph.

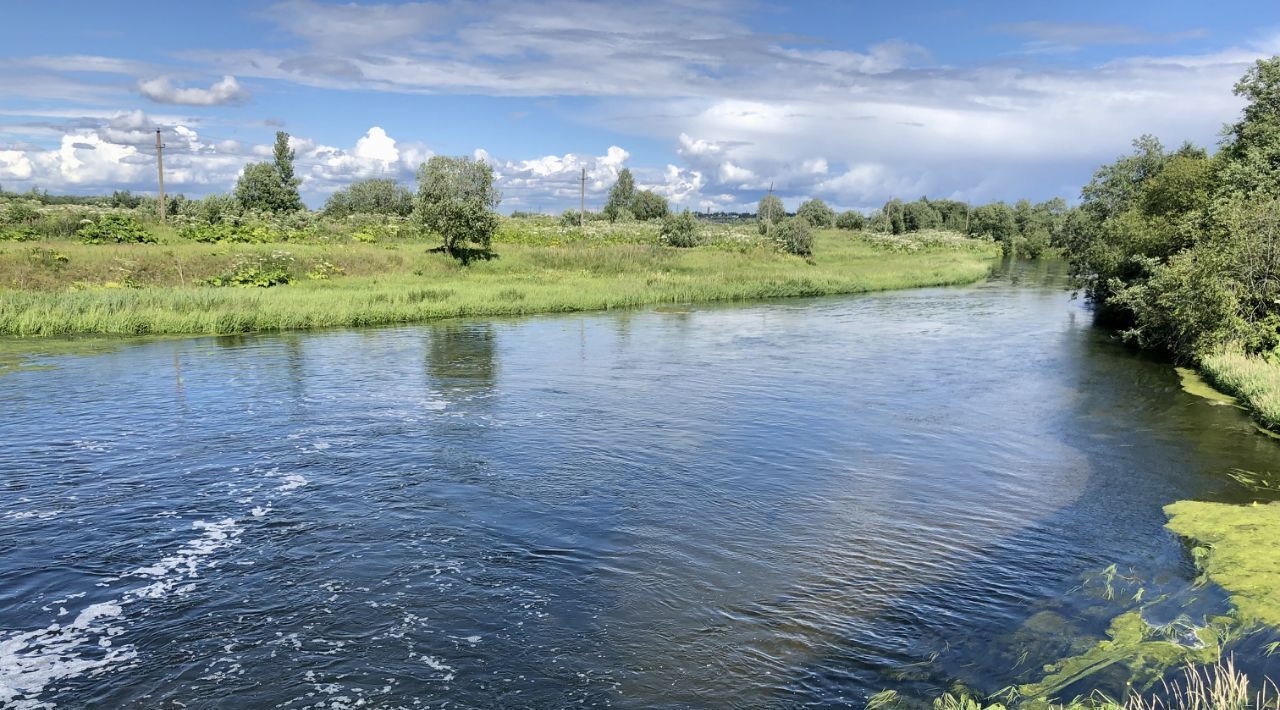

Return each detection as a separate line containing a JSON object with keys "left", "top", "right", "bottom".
{"left": 0, "top": 1, "right": 1277, "bottom": 213}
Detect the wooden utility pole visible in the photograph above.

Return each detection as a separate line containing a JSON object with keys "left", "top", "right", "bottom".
{"left": 155, "top": 128, "right": 166, "bottom": 222}
{"left": 766, "top": 181, "right": 774, "bottom": 224}
{"left": 579, "top": 168, "right": 586, "bottom": 228}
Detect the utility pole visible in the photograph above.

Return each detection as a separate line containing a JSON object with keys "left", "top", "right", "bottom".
{"left": 579, "top": 168, "right": 586, "bottom": 228}
{"left": 155, "top": 128, "right": 166, "bottom": 222}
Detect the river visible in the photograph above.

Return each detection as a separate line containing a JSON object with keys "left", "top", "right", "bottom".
{"left": 2, "top": 262, "right": 1278, "bottom": 708}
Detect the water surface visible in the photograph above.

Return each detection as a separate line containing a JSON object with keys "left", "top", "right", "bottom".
{"left": 2, "top": 263, "right": 1278, "bottom": 708}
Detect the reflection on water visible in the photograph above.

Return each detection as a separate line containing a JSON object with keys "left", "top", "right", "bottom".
{"left": 0, "top": 262, "right": 1278, "bottom": 708}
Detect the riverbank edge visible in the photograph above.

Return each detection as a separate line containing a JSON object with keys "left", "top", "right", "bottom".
{"left": 1198, "top": 349, "right": 1280, "bottom": 434}
{"left": 0, "top": 252, "right": 997, "bottom": 338}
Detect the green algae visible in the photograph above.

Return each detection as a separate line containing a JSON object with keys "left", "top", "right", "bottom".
{"left": 1176, "top": 367, "right": 1240, "bottom": 407}
{"left": 1015, "top": 611, "right": 1220, "bottom": 700}
{"left": 1165, "top": 500, "right": 1280, "bottom": 629}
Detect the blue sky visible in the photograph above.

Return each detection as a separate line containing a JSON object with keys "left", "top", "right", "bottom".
{"left": 0, "top": 1, "right": 1277, "bottom": 212}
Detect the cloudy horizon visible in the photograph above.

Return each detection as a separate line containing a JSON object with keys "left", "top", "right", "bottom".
{"left": 1, "top": 1, "right": 1277, "bottom": 213}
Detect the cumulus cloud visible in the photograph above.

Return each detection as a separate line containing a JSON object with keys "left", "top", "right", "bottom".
{"left": 138, "top": 75, "right": 250, "bottom": 106}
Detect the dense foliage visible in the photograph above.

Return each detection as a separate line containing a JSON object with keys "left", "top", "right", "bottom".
{"left": 323, "top": 178, "right": 414, "bottom": 218}
{"left": 772, "top": 217, "right": 813, "bottom": 257}
{"left": 76, "top": 214, "right": 155, "bottom": 244}
{"left": 796, "top": 198, "right": 835, "bottom": 228}
{"left": 1058, "top": 57, "right": 1280, "bottom": 363}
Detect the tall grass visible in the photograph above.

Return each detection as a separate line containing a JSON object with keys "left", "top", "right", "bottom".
{"left": 1200, "top": 349, "right": 1280, "bottom": 432}
{"left": 0, "top": 232, "right": 998, "bottom": 337}
{"left": 1128, "top": 658, "right": 1279, "bottom": 710}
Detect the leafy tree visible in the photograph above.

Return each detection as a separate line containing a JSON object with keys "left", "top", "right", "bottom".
{"left": 323, "top": 178, "right": 414, "bottom": 218}
{"left": 968, "top": 202, "right": 1018, "bottom": 254}
{"left": 903, "top": 198, "right": 942, "bottom": 232}
{"left": 414, "top": 155, "right": 501, "bottom": 258}
{"left": 235, "top": 131, "right": 303, "bottom": 213}
{"left": 796, "top": 198, "right": 835, "bottom": 227}
{"left": 604, "top": 168, "right": 636, "bottom": 222}
{"left": 835, "top": 210, "right": 865, "bottom": 230}
{"left": 882, "top": 199, "right": 906, "bottom": 234}
{"left": 659, "top": 209, "right": 699, "bottom": 247}
{"left": 630, "top": 189, "right": 669, "bottom": 220}
{"left": 932, "top": 200, "right": 970, "bottom": 231}
{"left": 757, "top": 194, "right": 785, "bottom": 233}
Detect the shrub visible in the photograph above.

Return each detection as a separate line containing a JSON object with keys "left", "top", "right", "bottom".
{"left": 835, "top": 210, "right": 865, "bottom": 230}
{"left": 180, "top": 222, "right": 281, "bottom": 244}
{"left": 796, "top": 198, "right": 835, "bottom": 228}
{"left": 76, "top": 214, "right": 156, "bottom": 244}
{"left": 772, "top": 217, "right": 813, "bottom": 256}
{"left": 3, "top": 203, "right": 40, "bottom": 225}
{"left": 178, "top": 193, "right": 242, "bottom": 225}
{"left": 206, "top": 251, "right": 294, "bottom": 288}
{"left": 0, "top": 226, "right": 38, "bottom": 242}
{"left": 659, "top": 210, "right": 700, "bottom": 247}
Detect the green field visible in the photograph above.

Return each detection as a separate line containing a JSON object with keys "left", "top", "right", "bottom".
{"left": 0, "top": 225, "right": 999, "bottom": 337}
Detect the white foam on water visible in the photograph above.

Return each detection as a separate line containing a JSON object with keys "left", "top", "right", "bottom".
{"left": 5, "top": 510, "right": 62, "bottom": 521}
{"left": 277, "top": 475, "right": 308, "bottom": 492}
{"left": 0, "top": 518, "right": 242, "bottom": 708}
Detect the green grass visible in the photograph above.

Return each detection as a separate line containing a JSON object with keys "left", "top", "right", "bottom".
{"left": 0, "top": 230, "right": 998, "bottom": 337}
{"left": 1200, "top": 349, "right": 1280, "bottom": 433}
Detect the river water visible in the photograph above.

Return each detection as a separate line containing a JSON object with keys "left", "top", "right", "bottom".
{"left": 2, "top": 262, "right": 1278, "bottom": 708}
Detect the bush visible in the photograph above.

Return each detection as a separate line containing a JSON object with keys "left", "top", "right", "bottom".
{"left": 180, "top": 222, "right": 281, "bottom": 244}
{"left": 772, "top": 217, "right": 813, "bottom": 256}
{"left": 659, "top": 210, "right": 699, "bottom": 247}
{"left": 2, "top": 203, "right": 39, "bottom": 226}
{"left": 323, "top": 178, "right": 414, "bottom": 218}
{"left": 796, "top": 199, "right": 835, "bottom": 228}
{"left": 835, "top": 210, "right": 865, "bottom": 230}
{"left": 76, "top": 214, "right": 156, "bottom": 244}
{"left": 1, "top": 226, "right": 39, "bottom": 242}
{"left": 178, "top": 193, "right": 242, "bottom": 225}
{"left": 205, "top": 252, "right": 294, "bottom": 288}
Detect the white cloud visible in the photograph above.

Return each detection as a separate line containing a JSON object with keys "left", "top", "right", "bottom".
{"left": 138, "top": 75, "right": 250, "bottom": 106}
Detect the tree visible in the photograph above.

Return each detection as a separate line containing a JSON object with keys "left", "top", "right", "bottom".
{"left": 630, "top": 190, "right": 669, "bottom": 220}
{"left": 903, "top": 198, "right": 942, "bottom": 232}
{"left": 324, "top": 178, "right": 414, "bottom": 218}
{"left": 882, "top": 199, "right": 906, "bottom": 234}
{"left": 968, "top": 202, "right": 1018, "bottom": 254}
{"left": 835, "top": 210, "right": 865, "bottom": 230}
{"left": 757, "top": 194, "right": 785, "bottom": 233}
{"left": 235, "top": 131, "right": 303, "bottom": 213}
{"left": 414, "top": 155, "right": 501, "bottom": 258}
{"left": 604, "top": 168, "right": 636, "bottom": 222}
{"left": 796, "top": 198, "right": 835, "bottom": 228}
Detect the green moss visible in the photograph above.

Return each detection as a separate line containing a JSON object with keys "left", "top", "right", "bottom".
{"left": 1165, "top": 500, "right": 1280, "bottom": 628}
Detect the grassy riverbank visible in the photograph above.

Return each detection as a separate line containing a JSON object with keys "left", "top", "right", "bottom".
{"left": 0, "top": 229, "right": 997, "bottom": 337}
{"left": 1200, "top": 349, "right": 1280, "bottom": 433}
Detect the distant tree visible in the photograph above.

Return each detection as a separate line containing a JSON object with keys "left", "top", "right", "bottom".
{"left": 604, "top": 168, "right": 636, "bottom": 222}
{"left": 932, "top": 200, "right": 970, "bottom": 231}
{"left": 968, "top": 202, "right": 1019, "bottom": 254}
{"left": 757, "top": 194, "right": 786, "bottom": 233}
{"left": 630, "top": 189, "right": 669, "bottom": 220}
{"left": 882, "top": 199, "right": 906, "bottom": 234}
{"left": 835, "top": 210, "right": 865, "bottom": 230}
{"left": 235, "top": 131, "right": 303, "bottom": 213}
{"left": 414, "top": 155, "right": 501, "bottom": 258}
{"left": 903, "top": 198, "right": 942, "bottom": 231}
{"left": 796, "top": 198, "right": 835, "bottom": 228}
{"left": 324, "top": 178, "right": 414, "bottom": 218}
{"left": 110, "top": 190, "right": 141, "bottom": 209}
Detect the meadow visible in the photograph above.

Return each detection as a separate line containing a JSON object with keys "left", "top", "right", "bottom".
{"left": 0, "top": 216, "right": 999, "bottom": 337}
